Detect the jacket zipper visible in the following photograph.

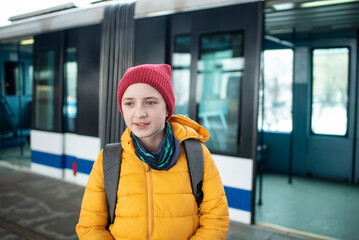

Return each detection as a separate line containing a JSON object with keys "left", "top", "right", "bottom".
{"left": 146, "top": 166, "right": 154, "bottom": 240}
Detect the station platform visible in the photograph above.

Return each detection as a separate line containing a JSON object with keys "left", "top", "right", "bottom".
{"left": 0, "top": 162, "right": 327, "bottom": 240}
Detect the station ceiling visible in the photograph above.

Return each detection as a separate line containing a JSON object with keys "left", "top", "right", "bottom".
{"left": 265, "top": 0, "right": 359, "bottom": 35}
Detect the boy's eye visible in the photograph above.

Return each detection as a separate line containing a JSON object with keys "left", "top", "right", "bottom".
{"left": 146, "top": 101, "right": 155, "bottom": 105}
{"left": 124, "top": 102, "right": 133, "bottom": 106}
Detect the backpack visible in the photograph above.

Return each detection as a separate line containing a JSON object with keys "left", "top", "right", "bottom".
{"left": 103, "top": 139, "right": 204, "bottom": 225}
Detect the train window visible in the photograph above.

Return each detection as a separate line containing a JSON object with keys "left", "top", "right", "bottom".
{"left": 28, "top": 65, "right": 33, "bottom": 95}
{"left": 63, "top": 47, "right": 78, "bottom": 133}
{"left": 173, "top": 35, "right": 191, "bottom": 116}
{"left": 197, "top": 32, "right": 243, "bottom": 154}
{"left": 4, "top": 61, "right": 21, "bottom": 95}
{"left": 19, "top": 42, "right": 34, "bottom": 96}
{"left": 311, "top": 48, "right": 349, "bottom": 136}
{"left": 258, "top": 49, "right": 293, "bottom": 132}
{"left": 34, "top": 50, "right": 55, "bottom": 130}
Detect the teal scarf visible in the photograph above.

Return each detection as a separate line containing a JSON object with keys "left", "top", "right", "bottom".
{"left": 131, "top": 122, "right": 179, "bottom": 171}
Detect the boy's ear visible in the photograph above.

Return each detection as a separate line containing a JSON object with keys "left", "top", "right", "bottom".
{"left": 166, "top": 109, "right": 169, "bottom": 117}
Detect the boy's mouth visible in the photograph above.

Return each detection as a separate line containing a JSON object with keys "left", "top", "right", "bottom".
{"left": 134, "top": 122, "right": 150, "bottom": 128}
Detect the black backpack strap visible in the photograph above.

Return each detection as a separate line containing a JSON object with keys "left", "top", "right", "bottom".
{"left": 183, "top": 139, "right": 204, "bottom": 206}
{"left": 103, "top": 142, "right": 122, "bottom": 226}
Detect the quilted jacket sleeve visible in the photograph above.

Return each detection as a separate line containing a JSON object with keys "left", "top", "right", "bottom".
{"left": 76, "top": 150, "right": 114, "bottom": 240}
{"left": 190, "top": 144, "right": 230, "bottom": 240}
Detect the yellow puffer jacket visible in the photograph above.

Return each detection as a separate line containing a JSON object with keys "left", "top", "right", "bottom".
{"left": 76, "top": 115, "right": 229, "bottom": 239}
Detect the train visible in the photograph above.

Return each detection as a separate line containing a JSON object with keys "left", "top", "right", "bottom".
{"left": 1, "top": 0, "right": 359, "bottom": 228}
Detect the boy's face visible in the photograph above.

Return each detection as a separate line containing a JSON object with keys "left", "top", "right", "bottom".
{"left": 122, "top": 83, "right": 168, "bottom": 148}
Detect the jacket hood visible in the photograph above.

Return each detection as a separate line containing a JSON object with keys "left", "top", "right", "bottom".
{"left": 168, "top": 114, "right": 209, "bottom": 143}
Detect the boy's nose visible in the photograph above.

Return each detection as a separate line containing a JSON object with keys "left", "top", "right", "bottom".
{"left": 134, "top": 105, "right": 147, "bottom": 117}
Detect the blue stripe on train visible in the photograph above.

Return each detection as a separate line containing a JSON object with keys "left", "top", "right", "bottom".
{"left": 31, "top": 150, "right": 94, "bottom": 174}
{"left": 64, "top": 155, "right": 94, "bottom": 174}
{"left": 224, "top": 186, "right": 251, "bottom": 212}
{"left": 31, "top": 150, "right": 64, "bottom": 168}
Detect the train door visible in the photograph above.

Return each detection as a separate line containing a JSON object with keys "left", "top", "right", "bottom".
{"left": 0, "top": 39, "right": 33, "bottom": 166}
{"left": 169, "top": 2, "right": 263, "bottom": 224}
{"left": 306, "top": 39, "right": 357, "bottom": 182}
{"left": 356, "top": 31, "right": 359, "bottom": 183}
{"left": 134, "top": 0, "right": 263, "bottom": 224}
{"left": 31, "top": 32, "right": 64, "bottom": 177}
{"left": 31, "top": 26, "right": 101, "bottom": 183}
{"left": 33, "top": 32, "right": 63, "bottom": 133}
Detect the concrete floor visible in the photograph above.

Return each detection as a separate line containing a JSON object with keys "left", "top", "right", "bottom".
{"left": 0, "top": 164, "right": 83, "bottom": 240}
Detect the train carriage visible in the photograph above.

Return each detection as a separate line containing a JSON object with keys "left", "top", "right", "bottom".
{"left": 0, "top": 0, "right": 263, "bottom": 225}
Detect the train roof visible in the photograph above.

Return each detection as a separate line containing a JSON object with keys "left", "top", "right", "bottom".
{"left": 135, "top": 0, "right": 259, "bottom": 18}
{"left": 0, "top": 0, "right": 258, "bottom": 43}
{"left": 0, "top": 2, "right": 106, "bottom": 43}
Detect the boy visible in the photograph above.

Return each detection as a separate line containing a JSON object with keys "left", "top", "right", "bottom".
{"left": 76, "top": 64, "right": 229, "bottom": 239}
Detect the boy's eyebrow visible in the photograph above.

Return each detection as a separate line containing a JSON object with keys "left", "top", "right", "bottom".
{"left": 144, "top": 96, "right": 159, "bottom": 100}
{"left": 122, "top": 96, "right": 159, "bottom": 101}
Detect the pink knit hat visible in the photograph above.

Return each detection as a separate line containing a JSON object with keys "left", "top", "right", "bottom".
{"left": 117, "top": 64, "right": 175, "bottom": 121}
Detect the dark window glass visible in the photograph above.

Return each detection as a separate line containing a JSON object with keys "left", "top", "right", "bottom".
{"left": 34, "top": 50, "right": 55, "bottom": 130}
{"left": 63, "top": 47, "right": 78, "bottom": 133}
{"left": 197, "top": 32, "right": 243, "bottom": 154}
{"left": 4, "top": 61, "right": 21, "bottom": 95}
{"left": 173, "top": 35, "right": 191, "bottom": 116}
